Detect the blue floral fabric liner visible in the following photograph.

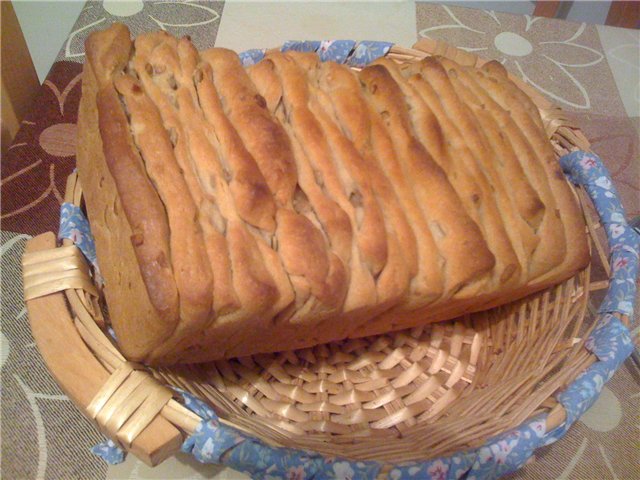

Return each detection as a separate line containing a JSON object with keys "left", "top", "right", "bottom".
{"left": 561, "top": 151, "right": 640, "bottom": 316}
{"left": 544, "top": 313, "right": 634, "bottom": 446}
{"left": 58, "top": 202, "right": 100, "bottom": 274}
{"left": 389, "top": 415, "right": 547, "bottom": 480}
{"left": 81, "top": 146, "right": 636, "bottom": 473}
{"left": 91, "top": 439, "right": 125, "bottom": 464}
{"left": 238, "top": 48, "right": 266, "bottom": 67}
{"left": 281, "top": 40, "right": 322, "bottom": 53}
{"left": 238, "top": 40, "right": 393, "bottom": 67}
{"left": 180, "top": 389, "right": 382, "bottom": 480}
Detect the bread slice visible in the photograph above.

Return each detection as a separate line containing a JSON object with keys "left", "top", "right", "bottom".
{"left": 396, "top": 58, "right": 523, "bottom": 291}
{"left": 312, "top": 60, "right": 417, "bottom": 305}
{"left": 473, "top": 62, "right": 589, "bottom": 285}
{"left": 366, "top": 60, "right": 496, "bottom": 295}
{"left": 440, "top": 60, "right": 566, "bottom": 281}
{"left": 263, "top": 52, "right": 379, "bottom": 314}
{"left": 79, "top": 27, "right": 179, "bottom": 361}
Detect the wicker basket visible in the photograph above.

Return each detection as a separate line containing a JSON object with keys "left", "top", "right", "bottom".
{"left": 21, "top": 39, "right": 636, "bottom": 477}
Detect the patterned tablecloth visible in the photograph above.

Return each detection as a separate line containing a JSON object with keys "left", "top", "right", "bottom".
{"left": 2, "top": 2, "right": 638, "bottom": 479}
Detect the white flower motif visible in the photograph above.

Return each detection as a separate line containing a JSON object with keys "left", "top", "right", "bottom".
{"left": 200, "top": 437, "right": 214, "bottom": 459}
{"left": 593, "top": 374, "right": 604, "bottom": 392}
{"left": 594, "top": 176, "right": 612, "bottom": 190}
{"left": 419, "top": 6, "right": 603, "bottom": 109}
{"left": 610, "top": 212, "right": 625, "bottom": 223}
{"left": 389, "top": 469, "right": 402, "bottom": 480}
{"left": 609, "top": 224, "right": 625, "bottom": 239}
{"left": 618, "top": 301, "right": 632, "bottom": 313}
{"left": 408, "top": 466, "right": 421, "bottom": 475}
{"left": 532, "top": 420, "right": 546, "bottom": 438}
{"left": 333, "top": 461, "right": 355, "bottom": 480}
{"left": 477, "top": 447, "right": 492, "bottom": 463}
{"left": 490, "top": 438, "right": 518, "bottom": 465}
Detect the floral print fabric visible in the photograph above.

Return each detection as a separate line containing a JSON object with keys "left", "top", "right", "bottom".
{"left": 237, "top": 40, "right": 393, "bottom": 68}
{"left": 58, "top": 202, "right": 99, "bottom": 272}
{"left": 560, "top": 150, "right": 640, "bottom": 316}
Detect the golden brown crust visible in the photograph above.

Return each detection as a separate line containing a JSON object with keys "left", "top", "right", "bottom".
{"left": 476, "top": 65, "right": 589, "bottom": 280}
{"left": 413, "top": 57, "right": 535, "bottom": 285}
{"left": 361, "top": 61, "right": 495, "bottom": 299}
{"left": 438, "top": 59, "right": 545, "bottom": 231}
{"left": 264, "top": 52, "right": 377, "bottom": 313}
{"left": 468, "top": 67, "right": 579, "bottom": 281}
{"left": 453, "top": 64, "right": 567, "bottom": 280}
{"left": 113, "top": 74, "right": 214, "bottom": 329}
{"left": 310, "top": 84, "right": 390, "bottom": 280}
{"left": 82, "top": 26, "right": 179, "bottom": 359}
{"left": 202, "top": 50, "right": 349, "bottom": 323}
{"left": 311, "top": 60, "right": 415, "bottom": 305}
{"left": 394, "top": 59, "right": 521, "bottom": 290}
{"left": 202, "top": 49, "right": 298, "bottom": 207}
{"left": 195, "top": 60, "right": 277, "bottom": 232}
{"left": 85, "top": 23, "right": 132, "bottom": 88}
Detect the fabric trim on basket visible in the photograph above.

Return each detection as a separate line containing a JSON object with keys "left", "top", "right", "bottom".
{"left": 560, "top": 150, "right": 640, "bottom": 317}
{"left": 238, "top": 40, "right": 393, "bottom": 67}
{"left": 58, "top": 202, "right": 99, "bottom": 273}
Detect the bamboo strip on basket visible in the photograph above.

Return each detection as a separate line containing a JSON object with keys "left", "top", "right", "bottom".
{"left": 24, "top": 233, "right": 185, "bottom": 466}
{"left": 26, "top": 38, "right": 616, "bottom": 472}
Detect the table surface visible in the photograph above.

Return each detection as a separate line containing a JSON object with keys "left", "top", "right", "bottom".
{"left": 2, "top": 2, "right": 639, "bottom": 479}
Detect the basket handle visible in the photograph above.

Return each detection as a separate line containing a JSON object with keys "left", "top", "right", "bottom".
{"left": 23, "top": 232, "right": 184, "bottom": 466}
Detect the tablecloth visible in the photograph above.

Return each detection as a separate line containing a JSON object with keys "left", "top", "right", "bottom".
{"left": 1, "top": 2, "right": 638, "bottom": 479}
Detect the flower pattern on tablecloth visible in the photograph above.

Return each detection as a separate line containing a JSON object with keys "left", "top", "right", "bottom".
{"left": 61, "top": 1, "right": 223, "bottom": 61}
{"left": 1, "top": 63, "right": 83, "bottom": 235}
{"left": 417, "top": 4, "right": 608, "bottom": 111}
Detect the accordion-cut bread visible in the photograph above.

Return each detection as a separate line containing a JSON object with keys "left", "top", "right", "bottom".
{"left": 77, "top": 24, "right": 590, "bottom": 365}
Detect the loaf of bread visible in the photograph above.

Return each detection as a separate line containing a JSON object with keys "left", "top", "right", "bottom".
{"left": 76, "top": 24, "right": 589, "bottom": 365}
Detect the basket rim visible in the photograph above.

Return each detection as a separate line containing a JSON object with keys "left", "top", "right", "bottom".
{"left": 21, "top": 37, "right": 636, "bottom": 476}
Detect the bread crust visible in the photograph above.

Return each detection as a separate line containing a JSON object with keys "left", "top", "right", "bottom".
{"left": 473, "top": 63, "right": 588, "bottom": 281}
{"left": 362, "top": 61, "right": 495, "bottom": 298}
{"left": 80, "top": 25, "right": 184, "bottom": 361}
{"left": 264, "top": 52, "right": 378, "bottom": 313}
